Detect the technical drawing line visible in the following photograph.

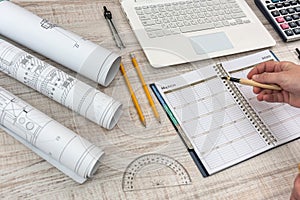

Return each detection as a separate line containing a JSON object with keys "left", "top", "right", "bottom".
{"left": 0, "top": 87, "right": 104, "bottom": 183}
{"left": 0, "top": 39, "right": 122, "bottom": 129}
{"left": 0, "top": 1, "right": 121, "bottom": 86}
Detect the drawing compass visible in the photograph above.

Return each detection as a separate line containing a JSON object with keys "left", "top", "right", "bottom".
{"left": 103, "top": 6, "right": 125, "bottom": 49}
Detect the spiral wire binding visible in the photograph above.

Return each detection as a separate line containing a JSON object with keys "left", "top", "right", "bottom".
{"left": 214, "top": 64, "right": 277, "bottom": 145}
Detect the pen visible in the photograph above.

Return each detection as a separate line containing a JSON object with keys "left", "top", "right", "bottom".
{"left": 221, "top": 76, "right": 282, "bottom": 91}
{"left": 120, "top": 63, "right": 146, "bottom": 127}
{"left": 130, "top": 53, "right": 161, "bottom": 123}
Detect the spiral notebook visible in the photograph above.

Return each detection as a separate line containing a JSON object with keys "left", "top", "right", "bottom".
{"left": 150, "top": 50, "right": 300, "bottom": 177}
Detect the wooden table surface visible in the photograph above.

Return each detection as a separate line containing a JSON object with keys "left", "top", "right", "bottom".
{"left": 1, "top": 0, "right": 300, "bottom": 199}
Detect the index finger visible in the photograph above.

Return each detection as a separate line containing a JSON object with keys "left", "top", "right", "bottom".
{"left": 247, "top": 61, "right": 279, "bottom": 79}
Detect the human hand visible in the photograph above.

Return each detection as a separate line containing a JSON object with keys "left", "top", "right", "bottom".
{"left": 247, "top": 61, "right": 300, "bottom": 108}
{"left": 291, "top": 174, "right": 300, "bottom": 200}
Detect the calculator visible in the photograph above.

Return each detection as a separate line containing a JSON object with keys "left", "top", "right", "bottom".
{"left": 255, "top": 0, "right": 300, "bottom": 42}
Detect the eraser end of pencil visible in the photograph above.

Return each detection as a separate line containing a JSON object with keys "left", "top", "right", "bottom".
{"left": 130, "top": 53, "right": 135, "bottom": 59}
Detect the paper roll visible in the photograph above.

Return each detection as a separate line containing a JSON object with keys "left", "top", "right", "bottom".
{"left": 0, "top": 87, "right": 104, "bottom": 183}
{"left": 0, "top": 39, "right": 122, "bottom": 130}
{"left": 0, "top": 0, "right": 121, "bottom": 86}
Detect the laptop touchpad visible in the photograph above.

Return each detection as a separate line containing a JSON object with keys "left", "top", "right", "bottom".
{"left": 189, "top": 32, "right": 234, "bottom": 54}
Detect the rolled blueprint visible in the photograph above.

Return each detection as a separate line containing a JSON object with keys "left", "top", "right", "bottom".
{"left": 0, "top": 87, "right": 103, "bottom": 183}
{"left": 0, "top": 39, "right": 122, "bottom": 130}
{"left": 0, "top": 0, "right": 121, "bottom": 87}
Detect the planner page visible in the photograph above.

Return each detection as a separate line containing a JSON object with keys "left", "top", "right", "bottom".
{"left": 223, "top": 52, "right": 300, "bottom": 146}
{"left": 153, "top": 50, "right": 277, "bottom": 175}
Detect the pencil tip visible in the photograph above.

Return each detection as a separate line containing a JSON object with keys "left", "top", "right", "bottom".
{"left": 221, "top": 77, "right": 228, "bottom": 80}
{"left": 143, "top": 121, "right": 147, "bottom": 127}
{"left": 157, "top": 117, "right": 161, "bottom": 124}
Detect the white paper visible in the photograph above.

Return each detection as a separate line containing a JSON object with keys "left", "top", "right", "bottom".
{"left": 153, "top": 50, "right": 300, "bottom": 175}
{"left": 0, "top": 87, "right": 104, "bottom": 183}
{"left": 0, "top": 1, "right": 121, "bottom": 86}
{"left": 0, "top": 39, "right": 122, "bottom": 130}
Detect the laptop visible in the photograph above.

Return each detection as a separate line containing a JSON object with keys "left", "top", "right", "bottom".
{"left": 120, "top": 0, "right": 276, "bottom": 68}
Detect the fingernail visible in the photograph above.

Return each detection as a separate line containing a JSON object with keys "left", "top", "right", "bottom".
{"left": 252, "top": 75, "right": 258, "bottom": 80}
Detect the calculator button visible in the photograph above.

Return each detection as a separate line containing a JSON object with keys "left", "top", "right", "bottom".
{"left": 284, "top": 15, "right": 293, "bottom": 21}
{"left": 275, "top": 3, "right": 283, "bottom": 8}
{"left": 285, "top": 29, "right": 294, "bottom": 36}
{"left": 292, "top": 14, "right": 300, "bottom": 20}
{"left": 279, "top": 9, "right": 288, "bottom": 15}
{"left": 280, "top": 23, "right": 290, "bottom": 29}
{"left": 271, "top": 10, "right": 281, "bottom": 17}
{"left": 290, "top": 1, "right": 298, "bottom": 6}
{"left": 294, "top": 28, "right": 300, "bottom": 34}
{"left": 256, "top": 0, "right": 300, "bottom": 42}
{"left": 289, "top": 22, "right": 298, "bottom": 28}
{"left": 287, "top": 8, "right": 296, "bottom": 14}
{"left": 276, "top": 16, "right": 285, "bottom": 22}
{"left": 267, "top": 4, "right": 276, "bottom": 9}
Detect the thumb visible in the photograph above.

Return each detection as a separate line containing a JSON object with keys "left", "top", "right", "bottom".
{"left": 252, "top": 72, "right": 280, "bottom": 85}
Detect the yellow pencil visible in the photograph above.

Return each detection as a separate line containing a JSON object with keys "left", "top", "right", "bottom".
{"left": 120, "top": 62, "right": 146, "bottom": 127}
{"left": 221, "top": 76, "right": 282, "bottom": 91}
{"left": 130, "top": 53, "right": 161, "bottom": 123}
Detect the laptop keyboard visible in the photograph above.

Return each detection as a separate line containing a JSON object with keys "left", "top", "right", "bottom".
{"left": 134, "top": 0, "right": 251, "bottom": 38}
